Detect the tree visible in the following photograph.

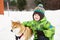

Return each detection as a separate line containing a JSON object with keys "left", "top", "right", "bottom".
{"left": 17, "top": 0, "right": 27, "bottom": 11}
{"left": 10, "top": 0, "right": 17, "bottom": 6}
{"left": 34, "top": 0, "right": 45, "bottom": 6}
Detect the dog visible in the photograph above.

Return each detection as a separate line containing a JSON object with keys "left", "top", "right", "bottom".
{"left": 11, "top": 21, "right": 33, "bottom": 40}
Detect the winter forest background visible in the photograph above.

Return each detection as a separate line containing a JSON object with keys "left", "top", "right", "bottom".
{"left": 0, "top": 0, "right": 60, "bottom": 40}
{"left": 4, "top": 0, "right": 60, "bottom": 11}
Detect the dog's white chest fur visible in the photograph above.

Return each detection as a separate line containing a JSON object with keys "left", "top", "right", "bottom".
{"left": 13, "top": 28, "right": 20, "bottom": 34}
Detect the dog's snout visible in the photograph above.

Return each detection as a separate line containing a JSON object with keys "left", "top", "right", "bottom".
{"left": 11, "top": 30, "right": 13, "bottom": 32}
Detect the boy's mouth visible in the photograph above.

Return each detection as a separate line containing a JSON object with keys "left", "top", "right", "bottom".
{"left": 35, "top": 17, "right": 38, "bottom": 19}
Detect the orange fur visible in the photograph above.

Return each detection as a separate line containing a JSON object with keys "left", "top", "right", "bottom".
{"left": 11, "top": 21, "right": 33, "bottom": 40}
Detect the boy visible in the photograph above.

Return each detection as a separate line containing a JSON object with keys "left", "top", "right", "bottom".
{"left": 22, "top": 4, "right": 55, "bottom": 40}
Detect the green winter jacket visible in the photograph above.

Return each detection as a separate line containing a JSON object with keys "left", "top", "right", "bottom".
{"left": 22, "top": 17, "right": 55, "bottom": 40}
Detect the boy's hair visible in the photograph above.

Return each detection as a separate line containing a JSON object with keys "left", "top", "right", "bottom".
{"left": 33, "top": 12, "right": 44, "bottom": 20}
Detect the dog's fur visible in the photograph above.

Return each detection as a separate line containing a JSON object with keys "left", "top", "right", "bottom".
{"left": 11, "top": 21, "right": 33, "bottom": 40}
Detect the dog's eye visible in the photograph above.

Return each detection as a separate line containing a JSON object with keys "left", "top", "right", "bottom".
{"left": 15, "top": 27, "right": 16, "bottom": 28}
{"left": 14, "top": 26, "right": 17, "bottom": 28}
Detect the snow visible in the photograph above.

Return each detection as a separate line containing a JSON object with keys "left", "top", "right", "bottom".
{"left": 0, "top": 10, "right": 60, "bottom": 40}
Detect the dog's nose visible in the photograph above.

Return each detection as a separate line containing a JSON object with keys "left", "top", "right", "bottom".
{"left": 11, "top": 30, "right": 13, "bottom": 32}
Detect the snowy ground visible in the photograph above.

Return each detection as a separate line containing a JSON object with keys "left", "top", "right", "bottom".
{"left": 0, "top": 10, "right": 60, "bottom": 40}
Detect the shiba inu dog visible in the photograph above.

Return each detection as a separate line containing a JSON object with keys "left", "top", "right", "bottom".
{"left": 11, "top": 21, "right": 33, "bottom": 40}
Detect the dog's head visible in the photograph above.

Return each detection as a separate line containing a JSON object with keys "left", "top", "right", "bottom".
{"left": 11, "top": 21, "right": 23, "bottom": 35}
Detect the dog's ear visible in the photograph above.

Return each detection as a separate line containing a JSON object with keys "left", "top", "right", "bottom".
{"left": 11, "top": 20, "right": 14, "bottom": 24}
{"left": 17, "top": 21, "right": 22, "bottom": 25}
{"left": 17, "top": 21, "right": 20, "bottom": 24}
{"left": 11, "top": 20, "right": 13, "bottom": 22}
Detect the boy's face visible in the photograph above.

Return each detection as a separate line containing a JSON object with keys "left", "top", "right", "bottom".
{"left": 34, "top": 14, "right": 40, "bottom": 21}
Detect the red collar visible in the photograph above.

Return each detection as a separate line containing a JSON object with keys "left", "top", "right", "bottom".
{"left": 19, "top": 27, "right": 26, "bottom": 39}
{"left": 19, "top": 33, "right": 23, "bottom": 39}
